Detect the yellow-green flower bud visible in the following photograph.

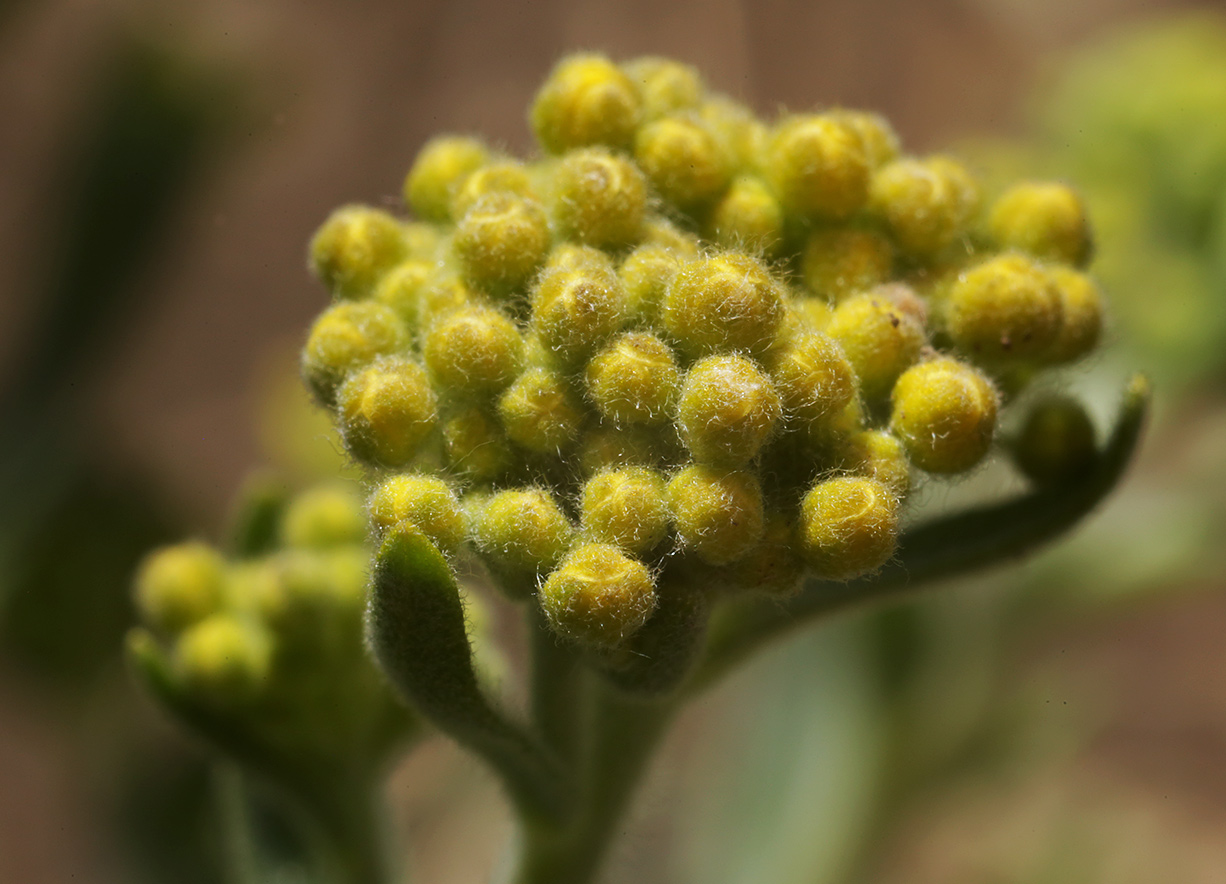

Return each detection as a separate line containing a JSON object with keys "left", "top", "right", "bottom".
{"left": 988, "top": 181, "right": 1092, "bottom": 267}
{"left": 453, "top": 192, "right": 551, "bottom": 297}
{"left": 579, "top": 423, "right": 678, "bottom": 476}
{"left": 531, "top": 263, "right": 628, "bottom": 370}
{"left": 767, "top": 329, "right": 858, "bottom": 425}
{"left": 281, "top": 484, "right": 366, "bottom": 549}
{"left": 580, "top": 467, "right": 670, "bottom": 555}
{"left": 498, "top": 366, "right": 585, "bottom": 454}
{"left": 585, "top": 332, "right": 681, "bottom": 426}
{"left": 795, "top": 296, "right": 835, "bottom": 332}
{"left": 1045, "top": 266, "right": 1105, "bottom": 363}
{"left": 450, "top": 158, "right": 537, "bottom": 220}
{"left": 798, "top": 476, "right": 899, "bottom": 580}
{"left": 641, "top": 217, "right": 702, "bottom": 256}
{"left": 870, "top": 155, "right": 980, "bottom": 256}
{"left": 423, "top": 304, "right": 525, "bottom": 400}
{"left": 946, "top": 253, "right": 1063, "bottom": 361}
{"left": 705, "top": 176, "right": 785, "bottom": 257}
{"left": 623, "top": 56, "right": 703, "bottom": 120}
{"left": 175, "top": 615, "right": 269, "bottom": 706}
{"left": 544, "top": 241, "right": 617, "bottom": 275}
{"left": 662, "top": 252, "right": 785, "bottom": 358}
{"left": 403, "top": 221, "right": 443, "bottom": 259}
{"left": 551, "top": 148, "right": 647, "bottom": 248}
{"left": 1012, "top": 395, "right": 1096, "bottom": 486}
{"left": 841, "top": 429, "right": 911, "bottom": 497}
{"left": 698, "top": 96, "right": 767, "bottom": 173}
{"left": 827, "top": 109, "right": 900, "bottom": 170}
{"left": 337, "top": 357, "right": 438, "bottom": 467}
{"left": 258, "top": 548, "right": 366, "bottom": 650}
{"left": 827, "top": 291, "right": 926, "bottom": 399}
{"left": 417, "top": 273, "right": 479, "bottom": 329}
{"left": 619, "top": 243, "right": 687, "bottom": 325}
{"left": 531, "top": 53, "right": 642, "bottom": 154}
{"left": 442, "top": 407, "right": 514, "bottom": 482}
{"left": 666, "top": 465, "right": 764, "bottom": 565}
{"left": 134, "top": 542, "right": 226, "bottom": 635}
{"left": 678, "top": 354, "right": 781, "bottom": 467}
{"left": 302, "top": 301, "right": 408, "bottom": 405}
{"left": 766, "top": 114, "right": 871, "bottom": 220}
{"left": 308, "top": 205, "right": 408, "bottom": 300}
{"left": 634, "top": 115, "right": 730, "bottom": 211}
{"left": 471, "top": 488, "right": 574, "bottom": 596}
{"left": 724, "top": 512, "right": 804, "bottom": 596}
{"left": 368, "top": 474, "right": 465, "bottom": 552}
{"left": 890, "top": 357, "right": 998, "bottom": 473}
{"left": 405, "top": 136, "right": 490, "bottom": 222}
{"left": 539, "top": 543, "right": 656, "bottom": 649}
{"left": 801, "top": 226, "right": 894, "bottom": 302}
{"left": 373, "top": 259, "right": 434, "bottom": 327}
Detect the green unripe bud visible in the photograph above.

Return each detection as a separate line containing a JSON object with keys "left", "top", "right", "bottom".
{"left": 442, "top": 407, "right": 514, "bottom": 482}
{"left": 619, "top": 244, "right": 687, "bottom": 325}
{"left": 531, "top": 54, "right": 642, "bottom": 154}
{"left": 698, "top": 96, "right": 767, "bottom": 173}
{"left": 634, "top": 115, "right": 730, "bottom": 211}
{"left": 544, "top": 242, "right": 617, "bottom": 275}
{"left": 498, "top": 367, "right": 585, "bottom": 454}
{"left": 471, "top": 488, "right": 574, "bottom": 595}
{"left": 585, "top": 332, "right": 681, "bottom": 426}
{"left": 798, "top": 476, "right": 899, "bottom": 581}
{"left": 946, "top": 253, "right": 1063, "bottom": 361}
{"left": 417, "top": 274, "right": 478, "bottom": 330}
{"left": 768, "top": 329, "right": 858, "bottom": 425}
{"left": 801, "top": 226, "right": 894, "bottom": 302}
{"left": 678, "top": 354, "right": 781, "bottom": 467}
{"left": 795, "top": 296, "right": 835, "bottom": 332}
{"left": 827, "top": 291, "right": 926, "bottom": 399}
{"left": 373, "top": 259, "right": 434, "bottom": 327}
{"left": 1045, "top": 266, "right": 1105, "bottom": 363}
{"left": 405, "top": 136, "right": 490, "bottom": 222}
{"left": 1012, "top": 396, "right": 1096, "bottom": 485}
{"left": 337, "top": 357, "right": 438, "bottom": 467}
{"left": 842, "top": 429, "right": 911, "bottom": 497}
{"left": 175, "top": 615, "right": 269, "bottom": 706}
{"left": 870, "top": 155, "right": 980, "bottom": 256}
{"left": 662, "top": 252, "right": 785, "bottom": 358}
{"left": 989, "top": 181, "right": 1092, "bottom": 267}
{"left": 309, "top": 205, "right": 408, "bottom": 300}
{"left": 369, "top": 474, "right": 465, "bottom": 553}
{"left": 890, "top": 357, "right": 998, "bottom": 473}
{"left": 134, "top": 542, "right": 226, "bottom": 635}
{"left": 580, "top": 467, "right": 670, "bottom": 555}
{"left": 623, "top": 56, "right": 703, "bottom": 120}
{"left": 766, "top": 114, "right": 871, "bottom": 220}
{"left": 450, "top": 159, "right": 537, "bottom": 220}
{"left": 552, "top": 148, "right": 647, "bottom": 248}
{"left": 579, "top": 423, "right": 678, "bottom": 476}
{"left": 725, "top": 512, "right": 804, "bottom": 596}
{"left": 539, "top": 543, "right": 657, "bottom": 649}
{"left": 531, "top": 263, "right": 628, "bottom": 370}
{"left": 302, "top": 301, "right": 408, "bottom": 405}
{"left": 706, "top": 176, "right": 785, "bottom": 257}
{"left": 666, "top": 465, "right": 764, "bottom": 565}
{"left": 403, "top": 221, "right": 443, "bottom": 260}
{"left": 424, "top": 304, "right": 524, "bottom": 399}
{"left": 453, "top": 192, "right": 551, "bottom": 296}
{"left": 827, "top": 109, "right": 900, "bottom": 170}
{"left": 641, "top": 217, "right": 702, "bottom": 256}
{"left": 258, "top": 548, "right": 367, "bottom": 650}
{"left": 281, "top": 484, "right": 366, "bottom": 549}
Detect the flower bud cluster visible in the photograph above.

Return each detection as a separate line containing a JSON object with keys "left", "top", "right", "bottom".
{"left": 300, "top": 53, "right": 1109, "bottom": 656}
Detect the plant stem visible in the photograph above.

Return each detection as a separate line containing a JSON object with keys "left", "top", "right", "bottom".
{"left": 529, "top": 606, "right": 584, "bottom": 762}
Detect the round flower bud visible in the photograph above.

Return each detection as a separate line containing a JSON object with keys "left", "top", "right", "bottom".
{"left": 678, "top": 354, "right": 781, "bottom": 467}
{"left": 841, "top": 429, "right": 911, "bottom": 497}
{"left": 256, "top": 549, "right": 366, "bottom": 651}
{"left": 531, "top": 263, "right": 628, "bottom": 370}
{"left": 890, "top": 358, "right": 998, "bottom": 474}
{"left": 442, "top": 407, "right": 514, "bottom": 482}
{"left": 619, "top": 243, "right": 687, "bottom": 325}
{"left": 724, "top": 512, "right": 804, "bottom": 596}
{"left": 634, "top": 115, "right": 730, "bottom": 211}
{"left": 405, "top": 136, "right": 490, "bottom": 222}
{"left": 579, "top": 423, "right": 678, "bottom": 476}
{"left": 662, "top": 252, "right": 785, "bottom": 358}
{"left": 498, "top": 367, "right": 585, "bottom": 454}
{"left": 585, "top": 332, "right": 681, "bottom": 426}
{"left": 801, "top": 226, "right": 894, "bottom": 302}
{"left": 766, "top": 114, "right": 871, "bottom": 220}
{"left": 623, "top": 56, "right": 703, "bottom": 120}
{"left": 946, "top": 253, "right": 1063, "bottom": 361}
{"left": 1045, "top": 266, "right": 1105, "bottom": 363}
{"left": 402, "top": 222, "right": 443, "bottom": 260}
{"left": 796, "top": 296, "right": 835, "bottom": 332}
{"left": 798, "top": 476, "right": 899, "bottom": 581}
{"left": 870, "top": 156, "right": 980, "bottom": 256}
{"left": 827, "top": 291, "right": 926, "bottom": 399}
{"left": 453, "top": 192, "right": 551, "bottom": 297}
{"left": 175, "top": 615, "right": 269, "bottom": 707}
{"left": 580, "top": 467, "right": 670, "bottom": 555}
{"left": 424, "top": 304, "right": 525, "bottom": 400}
{"left": 698, "top": 96, "right": 767, "bottom": 173}
{"left": 539, "top": 543, "right": 657, "bottom": 649}
{"left": 308, "top": 205, "right": 408, "bottom": 300}
{"left": 337, "top": 357, "right": 438, "bottom": 467}
{"left": 1012, "top": 396, "right": 1096, "bottom": 486}
{"left": 416, "top": 274, "right": 478, "bottom": 329}
{"left": 281, "top": 484, "right": 366, "bottom": 549}
{"left": 768, "top": 330, "right": 858, "bottom": 425}
{"left": 471, "top": 488, "right": 574, "bottom": 595}
{"left": 988, "top": 181, "right": 1092, "bottom": 267}
{"left": 373, "top": 259, "right": 434, "bottom": 328}
{"left": 666, "top": 465, "right": 764, "bottom": 565}
{"left": 368, "top": 474, "right": 465, "bottom": 552}
{"left": 544, "top": 242, "right": 617, "bottom": 275}
{"left": 827, "top": 109, "right": 901, "bottom": 170}
{"left": 134, "top": 542, "right": 226, "bottom": 635}
{"left": 552, "top": 148, "right": 647, "bottom": 248}
{"left": 450, "top": 159, "right": 537, "bottom": 219}
{"left": 531, "top": 54, "right": 642, "bottom": 154}
{"left": 302, "top": 301, "right": 408, "bottom": 405}
{"left": 706, "top": 176, "right": 785, "bottom": 257}
{"left": 641, "top": 217, "right": 702, "bottom": 256}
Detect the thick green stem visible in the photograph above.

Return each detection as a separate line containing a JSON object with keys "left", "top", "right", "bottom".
{"left": 529, "top": 606, "right": 584, "bottom": 762}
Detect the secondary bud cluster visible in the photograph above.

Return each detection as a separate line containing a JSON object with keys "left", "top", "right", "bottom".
{"left": 300, "top": 53, "right": 1108, "bottom": 657}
